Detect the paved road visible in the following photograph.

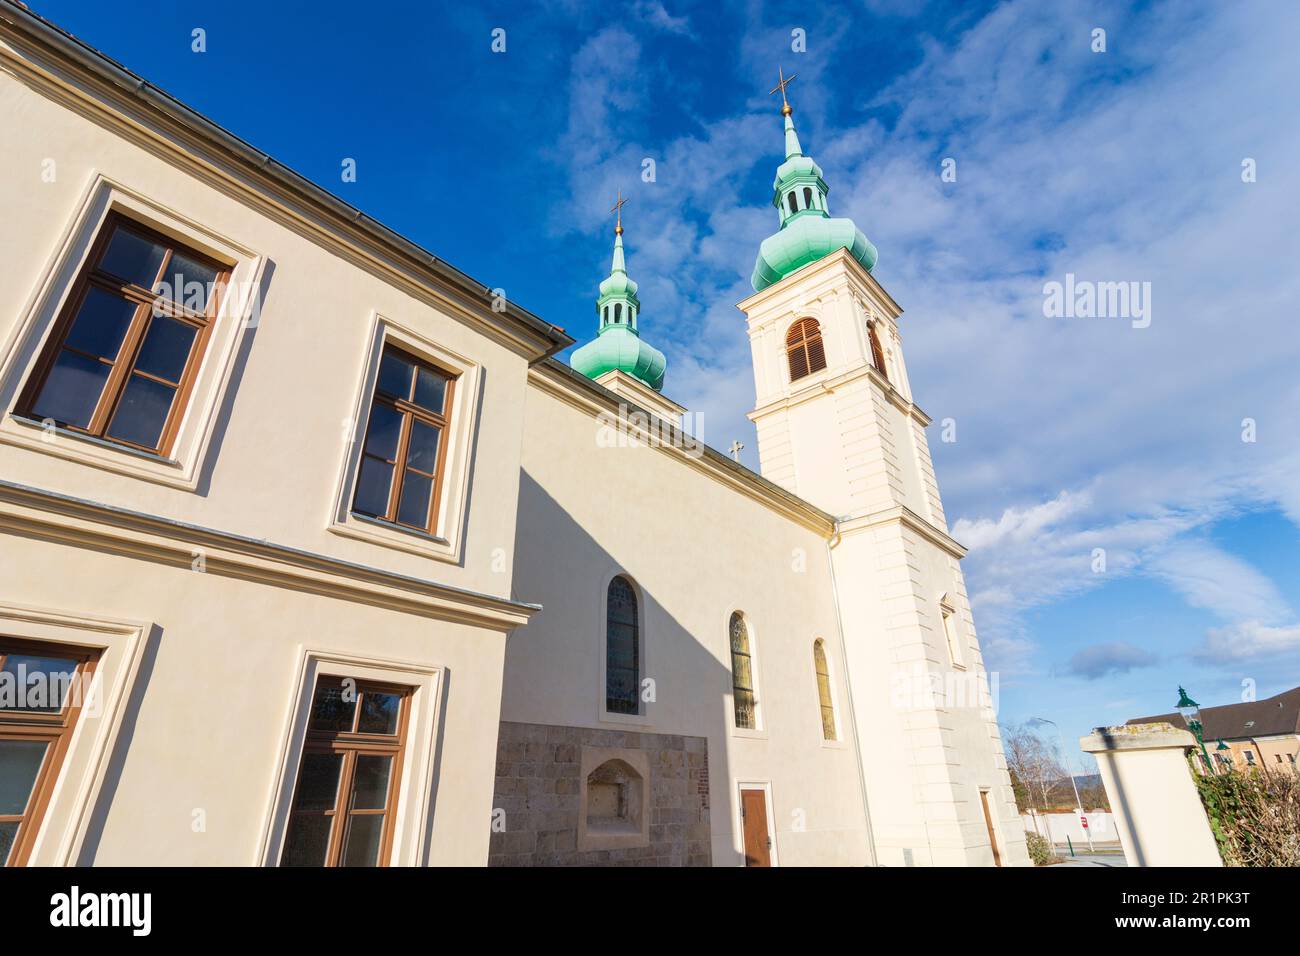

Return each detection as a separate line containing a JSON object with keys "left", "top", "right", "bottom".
{"left": 1050, "top": 852, "right": 1128, "bottom": 867}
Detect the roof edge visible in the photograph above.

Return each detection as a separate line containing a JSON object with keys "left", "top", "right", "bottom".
{"left": 0, "top": 0, "right": 573, "bottom": 361}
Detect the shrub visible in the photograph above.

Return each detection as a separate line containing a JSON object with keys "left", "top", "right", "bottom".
{"left": 1194, "top": 763, "right": 1300, "bottom": 867}
{"left": 1025, "top": 830, "right": 1059, "bottom": 866}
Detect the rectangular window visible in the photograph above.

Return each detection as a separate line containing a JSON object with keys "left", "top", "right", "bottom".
{"left": 280, "top": 676, "right": 412, "bottom": 867}
{"left": 351, "top": 346, "right": 456, "bottom": 535}
{"left": 941, "top": 605, "right": 962, "bottom": 666}
{"left": 0, "top": 638, "right": 99, "bottom": 866}
{"left": 16, "top": 213, "right": 230, "bottom": 456}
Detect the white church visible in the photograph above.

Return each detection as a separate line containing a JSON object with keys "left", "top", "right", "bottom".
{"left": 0, "top": 3, "right": 1026, "bottom": 867}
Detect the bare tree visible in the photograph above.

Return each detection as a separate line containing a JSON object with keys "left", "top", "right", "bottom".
{"left": 1002, "top": 722, "right": 1069, "bottom": 811}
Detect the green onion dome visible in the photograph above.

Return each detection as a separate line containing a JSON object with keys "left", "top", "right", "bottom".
{"left": 572, "top": 221, "right": 667, "bottom": 392}
{"left": 751, "top": 108, "right": 877, "bottom": 292}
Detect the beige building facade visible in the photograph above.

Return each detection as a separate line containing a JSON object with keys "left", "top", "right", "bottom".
{"left": 0, "top": 3, "right": 1026, "bottom": 867}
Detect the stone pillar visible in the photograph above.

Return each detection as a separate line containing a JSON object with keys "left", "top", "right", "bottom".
{"left": 1080, "top": 723, "right": 1222, "bottom": 867}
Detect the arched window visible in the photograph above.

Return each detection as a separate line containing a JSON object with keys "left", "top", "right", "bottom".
{"left": 603, "top": 305, "right": 609, "bottom": 323}
{"left": 813, "top": 640, "right": 837, "bottom": 741}
{"left": 729, "top": 612, "right": 756, "bottom": 729}
{"left": 787, "top": 192, "right": 798, "bottom": 215}
{"left": 785, "top": 317, "right": 827, "bottom": 382}
{"left": 614, "top": 303, "right": 622, "bottom": 323}
{"left": 868, "top": 322, "right": 888, "bottom": 382}
{"left": 803, "top": 187, "right": 813, "bottom": 209}
{"left": 605, "top": 576, "right": 639, "bottom": 714}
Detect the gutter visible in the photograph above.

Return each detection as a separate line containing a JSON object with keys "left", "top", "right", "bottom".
{"left": 0, "top": 0, "right": 573, "bottom": 360}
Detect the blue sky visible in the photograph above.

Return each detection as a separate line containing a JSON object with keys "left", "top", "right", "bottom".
{"left": 37, "top": 0, "right": 1300, "bottom": 767}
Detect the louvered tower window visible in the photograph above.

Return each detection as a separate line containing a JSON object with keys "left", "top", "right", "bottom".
{"left": 868, "top": 322, "right": 889, "bottom": 382}
{"left": 785, "top": 318, "right": 826, "bottom": 382}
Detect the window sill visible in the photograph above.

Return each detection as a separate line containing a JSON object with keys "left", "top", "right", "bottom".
{"left": 351, "top": 512, "right": 449, "bottom": 545}
{"left": 1, "top": 411, "right": 200, "bottom": 489}
{"left": 730, "top": 726, "right": 768, "bottom": 741}
{"left": 8, "top": 414, "right": 181, "bottom": 467}
{"left": 598, "top": 708, "right": 653, "bottom": 728}
{"left": 327, "top": 511, "right": 458, "bottom": 564}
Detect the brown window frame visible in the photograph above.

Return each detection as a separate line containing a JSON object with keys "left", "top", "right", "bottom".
{"left": 785, "top": 317, "right": 826, "bottom": 382}
{"left": 15, "top": 212, "right": 231, "bottom": 457}
{"left": 351, "top": 345, "right": 457, "bottom": 536}
{"left": 0, "top": 638, "right": 100, "bottom": 867}
{"left": 280, "top": 676, "right": 413, "bottom": 868}
{"left": 868, "top": 321, "right": 889, "bottom": 383}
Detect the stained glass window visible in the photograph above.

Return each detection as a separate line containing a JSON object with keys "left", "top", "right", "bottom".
{"left": 606, "top": 577, "right": 639, "bottom": 715}
{"left": 814, "top": 639, "right": 837, "bottom": 741}
{"left": 730, "top": 613, "right": 756, "bottom": 730}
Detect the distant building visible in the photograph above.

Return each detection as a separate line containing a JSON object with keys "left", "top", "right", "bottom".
{"left": 1128, "top": 688, "right": 1300, "bottom": 773}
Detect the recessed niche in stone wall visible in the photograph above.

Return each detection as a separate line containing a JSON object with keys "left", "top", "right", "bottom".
{"left": 578, "top": 748, "right": 651, "bottom": 850}
{"left": 488, "top": 722, "right": 711, "bottom": 866}
{"left": 585, "top": 758, "right": 644, "bottom": 837}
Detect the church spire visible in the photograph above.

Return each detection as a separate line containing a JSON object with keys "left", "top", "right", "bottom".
{"left": 771, "top": 66, "right": 803, "bottom": 158}
{"left": 609, "top": 189, "right": 628, "bottom": 276}
{"left": 750, "top": 68, "right": 879, "bottom": 291}
{"left": 570, "top": 195, "right": 667, "bottom": 391}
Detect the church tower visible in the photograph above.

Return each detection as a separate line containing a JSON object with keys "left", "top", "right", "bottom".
{"left": 737, "top": 75, "right": 1028, "bottom": 866}
{"left": 573, "top": 197, "right": 685, "bottom": 425}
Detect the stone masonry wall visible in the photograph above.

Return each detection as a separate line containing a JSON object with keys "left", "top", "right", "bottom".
{"left": 489, "top": 721, "right": 712, "bottom": 866}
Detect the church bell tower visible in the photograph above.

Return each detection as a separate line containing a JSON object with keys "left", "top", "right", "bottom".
{"left": 737, "top": 72, "right": 1028, "bottom": 867}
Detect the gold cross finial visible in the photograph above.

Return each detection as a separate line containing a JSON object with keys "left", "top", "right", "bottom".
{"left": 770, "top": 66, "right": 796, "bottom": 116}
{"left": 610, "top": 189, "right": 628, "bottom": 235}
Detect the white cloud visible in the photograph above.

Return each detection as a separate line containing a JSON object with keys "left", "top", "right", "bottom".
{"left": 1196, "top": 622, "right": 1300, "bottom": 663}
{"left": 1146, "top": 540, "right": 1291, "bottom": 626}
{"left": 633, "top": 0, "right": 693, "bottom": 37}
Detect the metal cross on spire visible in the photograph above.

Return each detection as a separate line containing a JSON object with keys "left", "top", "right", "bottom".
{"left": 770, "top": 66, "right": 796, "bottom": 116}
{"left": 610, "top": 189, "right": 628, "bottom": 235}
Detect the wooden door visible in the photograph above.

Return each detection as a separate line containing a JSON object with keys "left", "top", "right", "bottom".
{"left": 979, "top": 789, "right": 1002, "bottom": 867}
{"left": 740, "top": 787, "right": 771, "bottom": 867}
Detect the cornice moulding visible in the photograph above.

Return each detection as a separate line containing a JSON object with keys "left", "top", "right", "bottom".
{"left": 0, "top": 480, "right": 539, "bottom": 631}
{"left": 835, "top": 504, "right": 967, "bottom": 559}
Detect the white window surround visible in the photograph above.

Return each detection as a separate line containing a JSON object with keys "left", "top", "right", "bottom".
{"left": 0, "top": 600, "right": 151, "bottom": 866}
{"left": 726, "top": 607, "right": 766, "bottom": 739}
{"left": 257, "top": 647, "right": 445, "bottom": 867}
{"left": 0, "top": 173, "right": 266, "bottom": 491}
{"left": 326, "top": 312, "right": 481, "bottom": 565}
{"left": 939, "top": 594, "right": 965, "bottom": 669}
{"left": 597, "top": 569, "right": 652, "bottom": 727}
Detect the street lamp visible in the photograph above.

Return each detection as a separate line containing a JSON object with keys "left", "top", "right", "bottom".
{"left": 1028, "top": 716, "right": 1093, "bottom": 852}
{"left": 1176, "top": 686, "right": 1214, "bottom": 772}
